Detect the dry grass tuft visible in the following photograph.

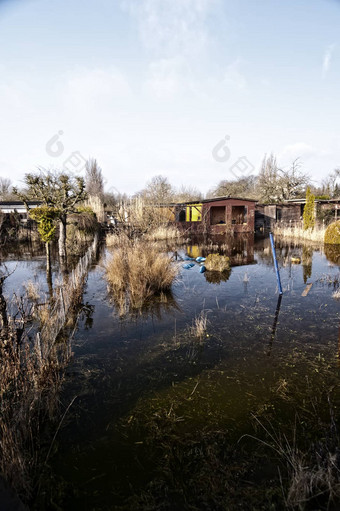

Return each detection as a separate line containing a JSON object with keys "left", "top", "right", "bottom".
{"left": 106, "top": 239, "right": 179, "bottom": 313}
{"left": 332, "top": 288, "right": 340, "bottom": 300}
{"left": 23, "top": 280, "right": 40, "bottom": 302}
{"left": 205, "top": 253, "right": 230, "bottom": 272}
{"left": 189, "top": 310, "right": 208, "bottom": 339}
{"left": 106, "top": 231, "right": 131, "bottom": 247}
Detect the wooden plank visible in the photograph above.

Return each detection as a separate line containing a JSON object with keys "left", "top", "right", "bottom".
{"left": 301, "top": 283, "right": 313, "bottom": 297}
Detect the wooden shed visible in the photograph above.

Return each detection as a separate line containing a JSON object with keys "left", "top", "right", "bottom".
{"left": 161, "top": 197, "right": 256, "bottom": 234}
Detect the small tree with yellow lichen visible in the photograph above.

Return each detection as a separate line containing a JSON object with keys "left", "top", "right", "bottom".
{"left": 29, "top": 206, "right": 60, "bottom": 281}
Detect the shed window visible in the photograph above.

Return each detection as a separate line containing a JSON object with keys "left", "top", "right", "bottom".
{"left": 231, "top": 206, "right": 247, "bottom": 225}
{"left": 178, "top": 209, "right": 186, "bottom": 222}
{"left": 210, "top": 206, "right": 226, "bottom": 225}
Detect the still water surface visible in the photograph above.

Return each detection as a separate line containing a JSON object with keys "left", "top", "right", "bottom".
{"left": 3, "top": 236, "right": 340, "bottom": 510}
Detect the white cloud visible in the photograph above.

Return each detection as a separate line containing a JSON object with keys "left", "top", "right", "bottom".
{"left": 322, "top": 43, "right": 335, "bottom": 78}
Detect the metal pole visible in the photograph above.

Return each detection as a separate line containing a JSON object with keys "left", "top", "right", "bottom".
{"left": 269, "top": 232, "right": 283, "bottom": 295}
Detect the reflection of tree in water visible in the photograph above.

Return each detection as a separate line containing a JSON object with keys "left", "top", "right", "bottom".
{"left": 324, "top": 244, "right": 340, "bottom": 266}
{"left": 302, "top": 246, "right": 313, "bottom": 283}
{"left": 205, "top": 269, "right": 231, "bottom": 284}
{"left": 78, "top": 302, "right": 95, "bottom": 330}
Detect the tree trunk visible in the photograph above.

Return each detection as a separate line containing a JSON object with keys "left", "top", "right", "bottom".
{"left": 0, "top": 277, "right": 8, "bottom": 332}
{"left": 59, "top": 215, "right": 68, "bottom": 274}
{"left": 46, "top": 241, "right": 53, "bottom": 297}
{"left": 58, "top": 216, "right": 67, "bottom": 259}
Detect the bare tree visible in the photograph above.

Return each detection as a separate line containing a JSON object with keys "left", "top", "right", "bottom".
{"left": 137, "top": 175, "right": 174, "bottom": 204}
{"left": 256, "top": 153, "right": 280, "bottom": 203}
{"left": 85, "top": 158, "right": 104, "bottom": 198}
{"left": 277, "top": 159, "right": 310, "bottom": 201}
{"left": 256, "top": 154, "right": 310, "bottom": 203}
{"left": 321, "top": 169, "right": 340, "bottom": 198}
{"left": 173, "top": 185, "right": 203, "bottom": 202}
{"left": 0, "top": 177, "right": 12, "bottom": 199}
{"left": 210, "top": 175, "right": 258, "bottom": 200}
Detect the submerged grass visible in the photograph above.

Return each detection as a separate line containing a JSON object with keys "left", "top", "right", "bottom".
{"left": 106, "top": 237, "right": 179, "bottom": 313}
{"left": 332, "top": 288, "right": 340, "bottom": 300}
{"left": 189, "top": 310, "right": 209, "bottom": 339}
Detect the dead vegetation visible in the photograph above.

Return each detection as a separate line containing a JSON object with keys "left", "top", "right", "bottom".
{"left": 205, "top": 253, "right": 230, "bottom": 272}
{"left": 105, "top": 236, "right": 179, "bottom": 314}
{"left": 273, "top": 223, "right": 326, "bottom": 243}
{"left": 189, "top": 310, "right": 209, "bottom": 339}
{"left": 143, "top": 225, "right": 183, "bottom": 241}
{"left": 0, "top": 288, "right": 72, "bottom": 501}
{"left": 0, "top": 236, "right": 98, "bottom": 502}
{"left": 332, "top": 288, "right": 340, "bottom": 300}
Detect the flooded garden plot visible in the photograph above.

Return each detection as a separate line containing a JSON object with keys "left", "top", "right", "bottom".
{"left": 1, "top": 235, "right": 340, "bottom": 510}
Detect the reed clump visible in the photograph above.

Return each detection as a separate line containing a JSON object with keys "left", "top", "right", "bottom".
{"left": 205, "top": 253, "right": 230, "bottom": 272}
{"left": 0, "top": 309, "right": 72, "bottom": 501}
{"left": 0, "top": 237, "right": 97, "bottom": 503}
{"left": 332, "top": 288, "right": 340, "bottom": 300}
{"left": 144, "top": 225, "right": 182, "bottom": 241}
{"left": 189, "top": 310, "right": 208, "bottom": 339}
{"left": 106, "top": 237, "right": 179, "bottom": 312}
{"left": 273, "top": 223, "right": 326, "bottom": 243}
{"left": 106, "top": 231, "right": 131, "bottom": 247}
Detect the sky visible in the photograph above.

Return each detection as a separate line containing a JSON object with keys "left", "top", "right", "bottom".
{"left": 0, "top": 0, "right": 339, "bottom": 195}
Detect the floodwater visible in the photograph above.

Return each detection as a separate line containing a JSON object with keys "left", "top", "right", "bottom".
{"left": 2, "top": 235, "right": 340, "bottom": 510}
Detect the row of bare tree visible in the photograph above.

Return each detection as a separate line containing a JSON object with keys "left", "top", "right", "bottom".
{"left": 1, "top": 154, "right": 339, "bottom": 219}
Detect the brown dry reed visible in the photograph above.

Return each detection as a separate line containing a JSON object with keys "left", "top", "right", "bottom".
{"left": 106, "top": 236, "right": 179, "bottom": 314}
{"left": 143, "top": 225, "right": 182, "bottom": 241}
{"left": 189, "top": 310, "right": 208, "bottom": 339}
{"left": 205, "top": 253, "right": 230, "bottom": 272}
{"left": 0, "top": 235, "right": 98, "bottom": 502}
{"left": 273, "top": 223, "right": 326, "bottom": 243}
{"left": 0, "top": 307, "right": 72, "bottom": 501}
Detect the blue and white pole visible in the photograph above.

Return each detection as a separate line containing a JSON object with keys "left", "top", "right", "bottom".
{"left": 269, "top": 232, "right": 283, "bottom": 295}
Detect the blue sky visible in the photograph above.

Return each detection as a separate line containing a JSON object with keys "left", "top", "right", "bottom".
{"left": 0, "top": 0, "right": 339, "bottom": 194}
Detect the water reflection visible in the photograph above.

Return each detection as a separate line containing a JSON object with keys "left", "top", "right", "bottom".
{"left": 324, "top": 244, "right": 340, "bottom": 266}
{"left": 267, "top": 294, "right": 283, "bottom": 356}
{"left": 109, "top": 289, "right": 181, "bottom": 320}
{"left": 2, "top": 235, "right": 340, "bottom": 510}
{"left": 204, "top": 269, "right": 231, "bottom": 284}
{"left": 186, "top": 233, "right": 255, "bottom": 267}
{"left": 302, "top": 246, "right": 313, "bottom": 283}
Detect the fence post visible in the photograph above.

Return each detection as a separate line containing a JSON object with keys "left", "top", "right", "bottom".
{"left": 269, "top": 232, "right": 283, "bottom": 295}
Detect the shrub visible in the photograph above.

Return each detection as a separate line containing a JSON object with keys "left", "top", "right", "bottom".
{"left": 324, "top": 220, "right": 340, "bottom": 244}
{"left": 205, "top": 254, "right": 230, "bottom": 272}
{"left": 303, "top": 187, "right": 315, "bottom": 230}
